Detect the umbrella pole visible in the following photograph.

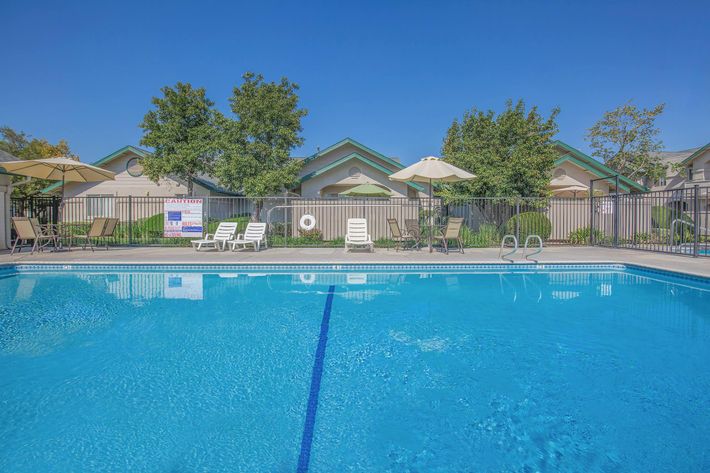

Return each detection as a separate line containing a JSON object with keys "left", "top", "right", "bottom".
{"left": 429, "top": 178, "right": 433, "bottom": 253}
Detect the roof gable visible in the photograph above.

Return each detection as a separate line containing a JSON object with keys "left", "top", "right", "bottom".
{"left": 303, "top": 137, "right": 403, "bottom": 170}
{"left": 681, "top": 142, "right": 710, "bottom": 165}
{"left": 41, "top": 145, "right": 152, "bottom": 193}
{"left": 300, "top": 152, "right": 424, "bottom": 192}
{"left": 553, "top": 140, "right": 648, "bottom": 192}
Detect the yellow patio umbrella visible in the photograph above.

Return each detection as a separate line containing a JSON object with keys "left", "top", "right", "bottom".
{"left": 389, "top": 156, "right": 475, "bottom": 252}
{"left": 0, "top": 157, "right": 116, "bottom": 201}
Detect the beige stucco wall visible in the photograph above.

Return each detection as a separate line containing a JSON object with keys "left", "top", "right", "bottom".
{"left": 651, "top": 148, "right": 710, "bottom": 191}
{"left": 300, "top": 164, "right": 415, "bottom": 198}
{"left": 298, "top": 143, "right": 429, "bottom": 198}
{"left": 58, "top": 151, "right": 218, "bottom": 198}
{"left": 551, "top": 161, "right": 612, "bottom": 194}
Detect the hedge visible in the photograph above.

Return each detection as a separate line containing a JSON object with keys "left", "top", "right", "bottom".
{"left": 505, "top": 212, "right": 552, "bottom": 241}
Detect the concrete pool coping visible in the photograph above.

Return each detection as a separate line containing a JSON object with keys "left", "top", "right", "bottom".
{"left": 1, "top": 246, "right": 708, "bottom": 278}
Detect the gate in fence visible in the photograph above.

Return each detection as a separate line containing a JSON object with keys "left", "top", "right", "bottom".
{"left": 590, "top": 185, "right": 709, "bottom": 257}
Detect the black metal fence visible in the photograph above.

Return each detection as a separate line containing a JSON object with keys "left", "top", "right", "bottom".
{"left": 590, "top": 186, "right": 709, "bottom": 257}
{"left": 9, "top": 190, "right": 709, "bottom": 256}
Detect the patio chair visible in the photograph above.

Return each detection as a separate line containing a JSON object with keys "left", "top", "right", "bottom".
{"left": 99, "top": 218, "right": 119, "bottom": 249}
{"left": 345, "top": 218, "right": 374, "bottom": 252}
{"left": 387, "top": 218, "right": 414, "bottom": 251}
{"left": 72, "top": 218, "right": 108, "bottom": 251}
{"left": 191, "top": 221, "right": 239, "bottom": 251}
{"left": 29, "top": 217, "right": 60, "bottom": 249}
{"left": 404, "top": 219, "right": 422, "bottom": 250}
{"left": 437, "top": 217, "right": 465, "bottom": 254}
{"left": 228, "top": 222, "right": 267, "bottom": 252}
{"left": 10, "top": 217, "right": 56, "bottom": 254}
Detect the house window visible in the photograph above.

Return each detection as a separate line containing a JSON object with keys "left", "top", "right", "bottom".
{"left": 553, "top": 168, "right": 566, "bottom": 178}
{"left": 87, "top": 194, "right": 115, "bottom": 218}
{"left": 657, "top": 176, "right": 667, "bottom": 186}
{"left": 687, "top": 167, "right": 694, "bottom": 181}
{"left": 348, "top": 166, "right": 362, "bottom": 178}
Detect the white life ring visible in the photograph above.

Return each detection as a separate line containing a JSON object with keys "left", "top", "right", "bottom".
{"left": 299, "top": 214, "right": 316, "bottom": 231}
{"left": 299, "top": 273, "right": 316, "bottom": 285}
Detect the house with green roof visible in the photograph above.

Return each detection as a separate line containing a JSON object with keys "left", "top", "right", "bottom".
{"left": 41, "top": 138, "right": 431, "bottom": 200}
{"left": 41, "top": 145, "right": 240, "bottom": 199}
{"left": 40, "top": 137, "right": 644, "bottom": 204}
{"left": 550, "top": 140, "right": 648, "bottom": 196}
{"left": 294, "top": 138, "right": 429, "bottom": 198}
{"left": 650, "top": 141, "right": 710, "bottom": 191}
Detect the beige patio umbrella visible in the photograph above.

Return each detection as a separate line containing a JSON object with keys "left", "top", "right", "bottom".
{"left": 389, "top": 156, "right": 475, "bottom": 252}
{"left": 551, "top": 185, "right": 590, "bottom": 198}
{"left": 0, "top": 157, "right": 116, "bottom": 201}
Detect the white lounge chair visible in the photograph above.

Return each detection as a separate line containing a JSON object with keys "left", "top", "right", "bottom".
{"left": 345, "top": 218, "right": 374, "bottom": 252}
{"left": 228, "top": 222, "right": 267, "bottom": 252}
{"left": 191, "top": 222, "right": 238, "bottom": 251}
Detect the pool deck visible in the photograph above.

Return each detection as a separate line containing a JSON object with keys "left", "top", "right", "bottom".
{"left": 1, "top": 246, "right": 708, "bottom": 278}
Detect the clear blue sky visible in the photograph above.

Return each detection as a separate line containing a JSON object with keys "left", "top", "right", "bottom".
{"left": 2, "top": 0, "right": 708, "bottom": 165}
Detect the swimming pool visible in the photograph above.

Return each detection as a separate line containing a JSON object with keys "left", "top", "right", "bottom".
{"left": 1, "top": 264, "right": 708, "bottom": 472}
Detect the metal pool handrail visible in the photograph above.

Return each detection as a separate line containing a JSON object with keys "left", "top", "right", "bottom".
{"left": 523, "top": 235, "right": 543, "bottom": 262}
{"left": 499, "top": 235, "right": 518, "bottom": 261}
{"left": 670, "top": 219, "right": 708, "bottom": 245}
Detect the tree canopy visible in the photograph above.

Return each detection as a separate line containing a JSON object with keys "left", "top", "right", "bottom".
{"left": 214, "top": 72, "right": 307, "bottom": 201}
{"left": 139, "top": 82, "right": 222, "bottom": 195}
{"left": 0, "top": 126, "right": 78, "bottom": 197}
{"left": 441, "top": 100, "right": 560, "bottom": 199}
{"left": 586, "top": 101, "right": 666, "bottom": 186}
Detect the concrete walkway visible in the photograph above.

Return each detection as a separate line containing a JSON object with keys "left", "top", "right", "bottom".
{"left": 2, "top": 246, "right": 708, "bottom": 278}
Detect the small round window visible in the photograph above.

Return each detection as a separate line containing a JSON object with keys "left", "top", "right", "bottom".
{"left": 553, "top": 168, "right": 567, "bottom": 178}
{"left": 126, "top": 157, "right": 144, "bottom": 177}
{"left": 348, "top": 166, "right": 361, "bottom": 177}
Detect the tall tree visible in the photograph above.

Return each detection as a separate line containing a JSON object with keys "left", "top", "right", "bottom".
{"left": 214, "top": 72, "right": 307, "bottom": 220}
{"left": 441, "top": 99, "right": 560, "bottom": 198}
{"left": 139, "top": 82, "right": 221, "bottom": 196}
{"left": 586, "top": 101, "right": 666, "bottom": 186}
{"left": 0, "top": 126, "right": 78, "bottom": 197}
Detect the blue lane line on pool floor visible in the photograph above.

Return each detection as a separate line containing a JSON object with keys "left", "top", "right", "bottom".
{"left": 297, "top": 285, "right": 336, "bottom": 473}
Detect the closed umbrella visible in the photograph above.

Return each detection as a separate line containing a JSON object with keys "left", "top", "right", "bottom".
{"left": 389, "top": 156, "right": 475, "bottom": 252}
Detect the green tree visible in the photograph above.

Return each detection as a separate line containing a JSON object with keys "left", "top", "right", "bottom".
{"left": 214, "top": 72, "right": 307, "bottom": 220}
{"left": 139, "top": 82, "right": 221, "bottom": 196}
{"left": 586, "top": 101, "right": 666, "bottom": 186}
{"left": 0, "top": 126, "right": 78, "bottom": 197}
{"left": 441, "top": 99, "right": 560, "bottom": 198}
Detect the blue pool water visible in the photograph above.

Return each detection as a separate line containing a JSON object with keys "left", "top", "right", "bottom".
{"left": 0, "top": 264, "right": 708, "bottom": 472}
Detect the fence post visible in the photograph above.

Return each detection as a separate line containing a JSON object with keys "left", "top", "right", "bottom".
{"left": 515, "top": 199, "right": 520, "bottom": 242}
{"left": 613, "top": 175, "right": 619, "bottom": 247}
{"left": 205, "top": 196, "right": 210, "bottom": 236}
{"left": 128, "top": 195, "right": 133, "bottom": 246}
{"left": 589, "top": 180, "right": 595, "bottom": 246}
{"left": 693, "top": 185, "right": 700, "bottom": 257}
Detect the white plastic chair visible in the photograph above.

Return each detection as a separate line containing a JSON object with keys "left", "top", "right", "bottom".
{"left": 345, "top": 218, "right": 374, "bottom": 252}
{"left": 229, "top": 222, "right": 267, "bottom": 252}
{"left": 191, "top": 222, "right": 238, "bottom": 251}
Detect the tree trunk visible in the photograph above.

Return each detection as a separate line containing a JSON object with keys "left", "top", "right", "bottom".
{"left": 187, "top": 176, "right": 194, "bottom": 197}
{"left": 252, "top": 199, "right": 263, "bottom": 222}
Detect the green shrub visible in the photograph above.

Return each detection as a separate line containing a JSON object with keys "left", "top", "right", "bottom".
{"left": 633, "top": 232, "right": 652, "bottom": 244}
{"left": 651, "top": 206, "right": 693, "bottom": 229}
{"left": 298, "top": 228, "right": 323, "bottom": 243}
{"left": 506, "top": 212, "right": 552, "bottom": 241}
{"left": 207, "top": 216, "right": 250, "bottom": 235}
{"left": 651, "top": 206, "right": 695, "bottom": 243}
{"left": 460, "top": 223, "right": 500, "bottom": 247}
{"left": 568, "top": 226, "right": 606, "bottom": 245}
